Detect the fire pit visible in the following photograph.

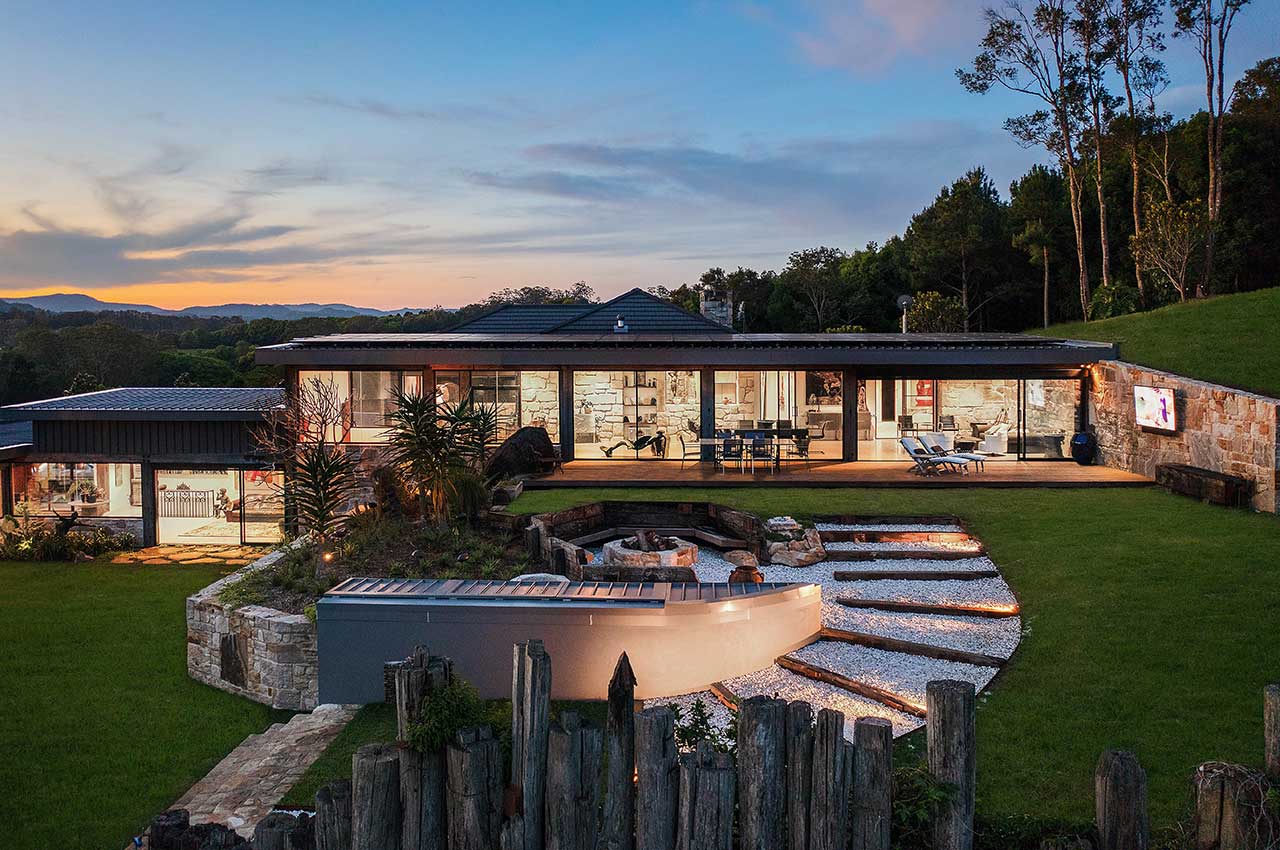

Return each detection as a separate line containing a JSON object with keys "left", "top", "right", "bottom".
{"left": 601, "top": 531, "right": 699, "bottom": 569}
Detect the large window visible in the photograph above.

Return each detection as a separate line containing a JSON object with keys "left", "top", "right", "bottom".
{"left": 155, "top": 468, "right": 283, "bottom": 545}
{"left": 713, "top": 371, "right": 842, "bottom": 457}
{"left": 572, "top": 370, "right": 699, "bottom": 460}
{"left": 296, "top": 370, "right": 423, "bottom": 443}
{"left": 434, "top": 370, "right": 560, "bottom": 442}
{"left": 11, "top": 462, "right": 142, "bottom": 517}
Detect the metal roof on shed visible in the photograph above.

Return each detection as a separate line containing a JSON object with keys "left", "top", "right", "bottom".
{"left": 324, "top": 577, "right": 805, "bottom": 604}
{"left": 0, "top": 387, "right": 285, "bottom": 422}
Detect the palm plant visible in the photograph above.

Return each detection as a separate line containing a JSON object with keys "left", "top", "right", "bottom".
{"left": 384, "top": 387, "right": 499, "bottom": 527}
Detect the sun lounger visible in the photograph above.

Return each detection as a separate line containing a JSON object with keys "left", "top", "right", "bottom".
{"left": 920, "top": 433, "right": 986, "bottom": 471}
{"left": 900, "top": 437, "right": 969, "bottom": 475}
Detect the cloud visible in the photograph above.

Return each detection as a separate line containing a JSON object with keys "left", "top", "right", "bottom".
{"left": 88, "top": 144, "right": 200, "bottom": 226}
{"left": 755, "top": 0, "right": 986, "bottom": 74}
{"left": 463, "top": 170, "right": 648, "bottom": 203}
{"left": 293, "top": 93, "right": 509, "bottom": 125}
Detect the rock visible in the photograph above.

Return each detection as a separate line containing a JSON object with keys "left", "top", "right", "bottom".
{"left": 728, "top": 564, "right": 765, "bottom": 583}
{"left": 724, "top": 550, "right": 759, "bottom": 568}
{"left": 765, "top": 516, "right": 802, "bottom": 533}
{"left": 602, "top": 537, "right": 698, "bottom": 568}
{"left": 484, "top": 426, "right": 557, "bottom": 479}
{"left": 767, "top": 539, "right": 825, "bottom": 567}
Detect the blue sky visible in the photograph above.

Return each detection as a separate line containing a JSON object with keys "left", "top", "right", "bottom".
{"left": 1, "top": 0, "right": 1276, "bottom": 309}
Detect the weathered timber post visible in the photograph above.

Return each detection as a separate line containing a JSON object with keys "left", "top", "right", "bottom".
{"left": 1265, "top": 683, "right": 1280, "bottom": 782}
{"left": 500, "top": 814, "right": 526, "bottom": 850}
{"left": 253, "top": 811, "right": 313, "bottom": 850}
{"left": 396, "top": 646, "right": 454, "bottom": 850}
{"left": 447, "top": 726, "right": 504, "bottom": 850}
{"left": 676, "top": 739, "right": 736, "bottom": 850}
{"left": 511, "top": 640, "right": 552, "bottom": 850}
{"left": 546, "top": 711, "right": 604, "bottom": 850}
{"left": 148, "top": 810, "right": 191, "bottom": 850}
{"left": 635, "top": 706, "right": 680, "bottom": 850}
{"left": 1095, "top": 750, "right": 1149, "bottom": 850}
{"left": 602, "top": 653, "right": 638, "bottom": 850}
{"left": 850, "top": 717, "right": 893, "bottom": 850}
{"left": 808, "top": 708, "right": 851, "bottom": 850}
{"left": 786, "top": 701, "right": 815, "bottom": 850}
{"left": 927, "top": 680, "right": 976, "bottom": 850}
{"left": 315, "top": 779, "right": 353, "bottom": 850}
{"left": 1192, "top": 762, "right": 1278, "bottom": 850}
{"left": 738, "top": 695, "right": 787, "bottom": 850}
{"left": 353, "top": 742, "right": 402, "bottom": 850}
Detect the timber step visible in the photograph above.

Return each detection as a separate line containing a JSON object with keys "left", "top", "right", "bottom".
{"left": 834, "top": 597, "right": 1019, "bottom": 619}
{"left": 823, "top": 548, "right": 985, "bottom": 562}
{"left": 819, "top": 626, "right": 1006, "bottom": 668}
{"left": 775, "top": 654, "right": 926, "bottom": 717}
{"left": 832, "top": 568, "right": 1000, "bottom": 581}
{"left": 709, "top": 680, "right": 740, "bottom": 710}
{"left": 817, "top": 514, "right": 965, "bottom": 526}
{"left": 818, "top": 529, "right": 974, "bottom": 544}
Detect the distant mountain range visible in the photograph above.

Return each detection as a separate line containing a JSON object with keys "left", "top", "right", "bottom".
{"left": 0, "top": 293, "right": 429, "bottom": 321}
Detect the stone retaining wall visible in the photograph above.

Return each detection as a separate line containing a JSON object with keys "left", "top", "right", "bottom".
{"left": 186, "top": 548, "right": 319, "bottom": 711}
{"left": 1089, "top": 360, "right": 1279, "bottom": 512}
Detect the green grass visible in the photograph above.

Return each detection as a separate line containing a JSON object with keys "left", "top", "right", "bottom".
{"left": 510, "top": 486, "right": 1280, "bottom": 828}
{"left": 0, "top": 560, "right": 290, "bottom": 850}
{"left": 1043, "top": 287, "right": 1280, "bottom": 397}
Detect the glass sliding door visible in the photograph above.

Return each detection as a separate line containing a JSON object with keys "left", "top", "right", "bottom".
{"left": 572, "top": 370, "right": 699, "bottom": 460}
{"left": 435, "top": 370, "right": 559, "bottom": 442}
{"left": 11, "top": 462, "right": 142, "bottom": 518}
{"left": 714, "top": 370, "right": 842, "bottom": 458}
{"left": 155, "top": 468, "right": 284, "bottom": 545}
{"left": 1021, "top": 379, "right": 1080, "bottom": 458}
{"left": 936, "top": 379, "right": 1019, "bottom": 459}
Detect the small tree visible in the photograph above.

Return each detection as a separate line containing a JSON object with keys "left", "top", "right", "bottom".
{"left": 906, "top": 291, "right": 966, "bottom": 333}
{"left": 384, "top": 388, "right": 498, "bottom": 528}
{"left": 1130, "top": 195, "right": 1209, "bottom": 302}
{"left": 255, "top": 377, "right": 362, "bottom": 543}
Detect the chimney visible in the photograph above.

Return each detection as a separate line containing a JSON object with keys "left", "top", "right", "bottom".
{"left": 699, "top": 287, "right": 734, "bottom": 329}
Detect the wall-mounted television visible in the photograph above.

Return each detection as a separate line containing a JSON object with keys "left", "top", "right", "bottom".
{"left": 1134, "top": 385, "right": 1176, "bottom": 433}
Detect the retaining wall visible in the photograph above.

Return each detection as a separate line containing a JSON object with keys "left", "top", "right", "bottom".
{"left": 186, "top": 548, "right": 319, "bottom": 711}
{"left": 1089, "top": 360, "right": 1279, "bottom": 512}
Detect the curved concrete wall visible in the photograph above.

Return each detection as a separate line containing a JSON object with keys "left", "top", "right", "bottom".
{"left": 316, "top": 582, "right": 821, "bottom": 703}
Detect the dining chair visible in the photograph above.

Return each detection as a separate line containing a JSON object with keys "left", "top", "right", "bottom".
{"left": 717, "top": 437, "right": 744, "bottom": 472}
{"left": 747, "top": 436, "right": 775, "bottom": 473}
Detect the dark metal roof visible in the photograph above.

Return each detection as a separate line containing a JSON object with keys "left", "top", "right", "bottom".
{"left": 0, "top": 387, "right": 285, "bottom": 422}
{"left": 324, "top": 577, "right": 804, "bottom": 604}
{"left": 0, "top": 420, "right": 32, "bottom": 458}
{"left": 449, "top": 303, "right": 593, "bottom": 333}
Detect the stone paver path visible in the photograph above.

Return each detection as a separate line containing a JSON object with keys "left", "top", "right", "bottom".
{"left": 172, "top": 704, "right": 358, "bottom": 836}
{"left": 111, "top": 545, "right": 268, "bottom": 567}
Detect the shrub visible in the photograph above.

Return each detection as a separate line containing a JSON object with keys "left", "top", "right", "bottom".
{"left": 405, "top": 678, "right": 490, "bottom": 752}
{"left": 0, "top": 509, "right": 136, "bottom": 561}
{"left": 668, "top": 698, "right": 735, "bottom": 753}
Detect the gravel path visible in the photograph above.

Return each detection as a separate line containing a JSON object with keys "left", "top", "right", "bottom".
{"left": 815, "top": 523, "right": 965, "bottom": 533}
{"left": 835, "top": 577, "right": 1019, "bottom": 608}
{"left": 830, "top": 556, "right": 996, "bottom": 574}
{"left": 724, "top": 665, "right": 923, "bottom": 736}
{"left": 823, "top": 540, "right": 982, "bottom": 552}
{"left": 789, "top": 642, "right": 998, "bottom": 708}
{"left": 642, "top": 689, "right": 735, "bottom": 731}
{"left": 823, "top": 603, "right": 1023, "bottom": 659}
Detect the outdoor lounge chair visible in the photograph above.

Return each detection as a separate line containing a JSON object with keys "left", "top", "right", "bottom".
{"left": 900, "top": 437, "right": 969, "bottom": 475}
{"left": 920, "top": 433, "right": 986, "bottom": 472}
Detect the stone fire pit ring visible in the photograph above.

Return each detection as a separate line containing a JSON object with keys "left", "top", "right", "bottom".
{"left": 601, "top": 536, "right": 699, "bottom": 569}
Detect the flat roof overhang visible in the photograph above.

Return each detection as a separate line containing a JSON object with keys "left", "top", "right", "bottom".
{"left": 257, "top": 335, "right": 1116, "bottom": 373}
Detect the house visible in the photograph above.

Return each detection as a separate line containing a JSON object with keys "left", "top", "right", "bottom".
{"left": 0, "top": 387, "right": 284, "bottom": 546}
{"left": 256, "top": 287, "right": 1116, "bottom": 465}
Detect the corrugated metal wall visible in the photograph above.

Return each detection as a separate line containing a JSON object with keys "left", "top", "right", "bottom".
{"left": 33, "top": 420, "right": 258, "bottom": 459}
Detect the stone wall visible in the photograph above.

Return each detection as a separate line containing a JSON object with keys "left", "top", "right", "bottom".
{"left": 520, "top": 370, "right": 560, "bottom": 442}
{"left": 1088, "top": 360, "right": 1279, "bottom": 512}
{"left": 187, "top": 548, "right": 319, "bottom": 711}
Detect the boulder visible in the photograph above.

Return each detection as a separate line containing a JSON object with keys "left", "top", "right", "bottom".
{"left": 728, "top": 564, "right": 765, "bottom": 583}
{"left": 765, "top": 515, "right": 802, "bottom": 534}
{"left": 724, "top": 549, "right": 759, "bottom": 568}
{"left": 767, "top": 542, "right": 825, "bottom": 567}
{"left": 484, "top": 426, "right": 556, "bottom": 479}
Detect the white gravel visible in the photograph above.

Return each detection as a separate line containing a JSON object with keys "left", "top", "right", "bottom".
{"left": 832, "top": 556, "right": 996, "bottom": 574}
{"left": 789, "top": 641, "right": 998, "bottom": 708}
{"left": 723, "top": 664, "right": 923, "bottom": 737}
{"left": 815, "top": 523, "right": 965, "bottom": 533}
{"left": 642, "top": 689, "right": 735, "bottom": 738}
{"left": 823, "top": 540, "right": 982, "bottom": 552}
{"left": 836, "top": 577, "right": 1019, "bottom": 608}
{"left": 823, "top": 603, "right": 1023, "bottom": 659}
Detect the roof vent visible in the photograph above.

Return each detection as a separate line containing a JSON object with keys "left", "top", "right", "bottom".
{"left": 613, "top": 314, "right": 629, "bottom": 334}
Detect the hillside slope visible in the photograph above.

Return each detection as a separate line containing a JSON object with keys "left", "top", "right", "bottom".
{"left": 1042, "top": 288, "right": 1280, "bottom": 398}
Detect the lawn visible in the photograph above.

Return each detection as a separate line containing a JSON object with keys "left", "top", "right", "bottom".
{"left": 1042, "top": 287, "right": 1280, "bottom": 397}
{"left": 0, "top": 560, "right": 290, "bottom": 850}
{"left": 507, "top": 486, "right": 1280, "bottom": 828}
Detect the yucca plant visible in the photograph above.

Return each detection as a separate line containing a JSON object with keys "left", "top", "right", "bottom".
{"left": 384, "top": 387, "right": 498, "bottom": 527}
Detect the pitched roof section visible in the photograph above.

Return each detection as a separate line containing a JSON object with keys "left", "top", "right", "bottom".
{"left": 548, "top": 288, "right": 731, "bottom": 334}
{"left": 0, "top": 387, "right": 285, "bottom": 422}
{"left": 447, "top": 289, "right": 730, "bottom": 335}
{"left": 449, "top": 303, "right": 592, "bottom": 333}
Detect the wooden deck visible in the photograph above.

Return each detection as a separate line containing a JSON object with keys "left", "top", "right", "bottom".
{"left": 528, "top": 459, "right": 1151, "bottom": 489}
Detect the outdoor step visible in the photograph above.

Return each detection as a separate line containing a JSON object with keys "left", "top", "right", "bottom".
{"left": 818, "top": 529, "right": 975, "bottom": 544}
{"left": 816, "top": 515, "right": 964, "bottom": 527}
{"left": 832, "top": 568, "right": 1000, "bottom": 581}
{"left": 775, "top": 654, "right": 926, "bottom": 717}
{"left": 824, "top": 548, "right": 986, "bottom": 561}
{"left": 720, "top": 664, "right": 923, "bottom": 738}
{"left": 835, "top": 596, "right": 1019, "bottom": 619}
{"left": 789, "top": 640, "right": 999, "bottom": 711}
{"left": 819, "top": 626, "right": 1006, "bottom": 668}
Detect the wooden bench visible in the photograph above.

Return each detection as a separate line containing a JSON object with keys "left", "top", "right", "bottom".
{"left": 1155, "top": 463, "right": 1253, "bottom": 508}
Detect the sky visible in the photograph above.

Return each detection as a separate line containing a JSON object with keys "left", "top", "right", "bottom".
{"left": 1, "top": 1, "right": 1276, "bottom": 310}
